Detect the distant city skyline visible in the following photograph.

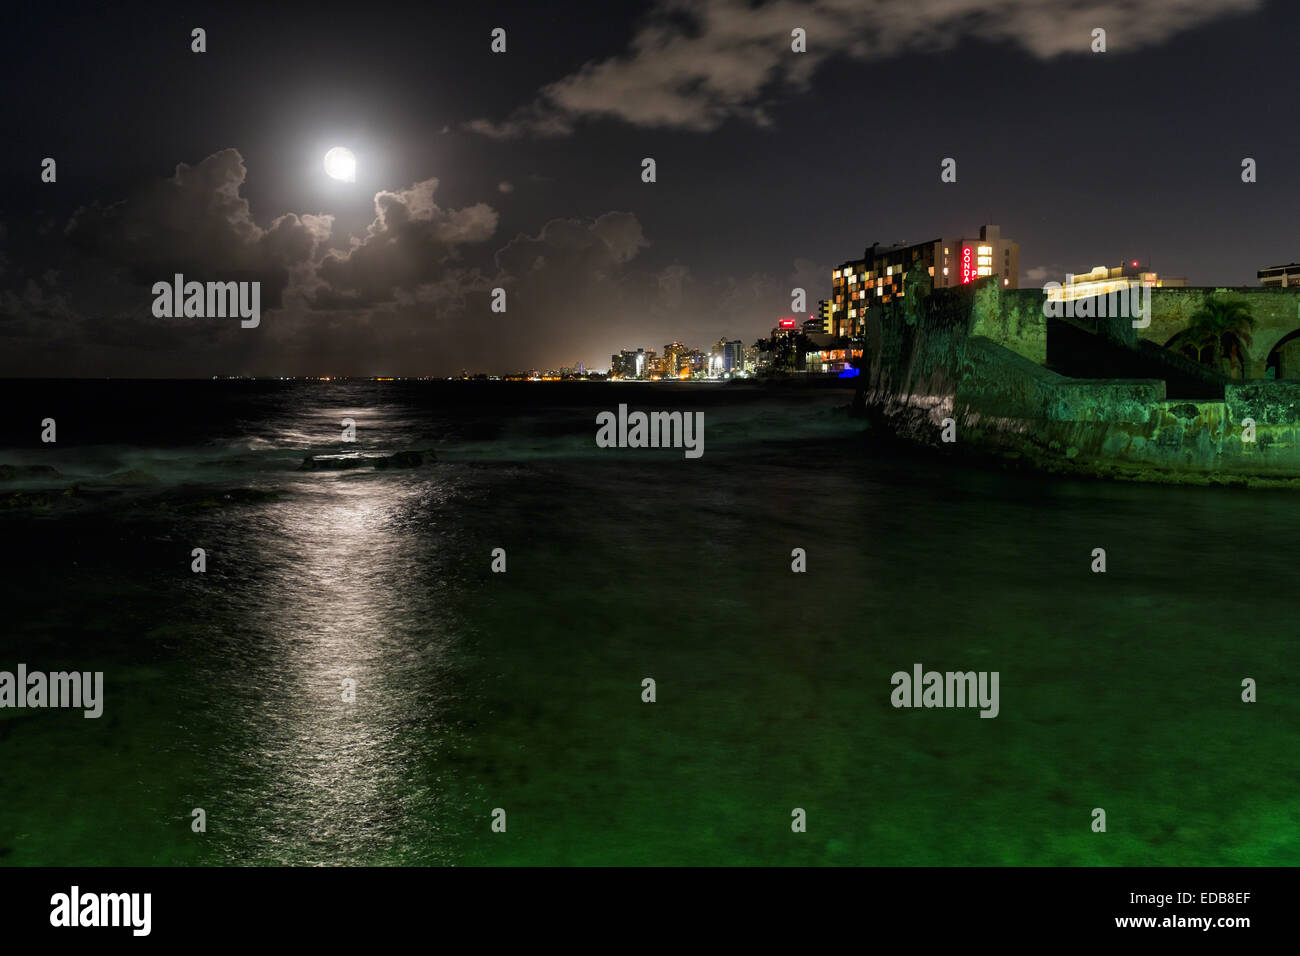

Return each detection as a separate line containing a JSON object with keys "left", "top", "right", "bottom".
{"left": 1, "top": 0, "right": 1289, "bottom": 377}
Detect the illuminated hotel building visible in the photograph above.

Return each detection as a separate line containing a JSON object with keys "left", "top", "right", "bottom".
{"left": 1045, "top": 262, "right": 1186, "bottom": 302}
{"left": 1259, "top": 263, "right": 1300, "bottom": 288}
{"left": 831, "top": 225, "right": 1019, "bottom": 337}
{"left": 664, "top": 341, "right": 687, "bottom": 374}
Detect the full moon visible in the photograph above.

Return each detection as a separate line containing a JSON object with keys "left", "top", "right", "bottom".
{"left": 323, "top": 147, "right": 356, "bottom": 182}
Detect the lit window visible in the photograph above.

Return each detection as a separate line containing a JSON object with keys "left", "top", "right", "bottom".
{"left": 833, "top": 270, "right": 841, "bottom": 278}
{"left": 943, "top": 267, "right": 949, "bottom": 276}
{"left": 977, "top": 266, "right": 992, "bottom": 276}
{"left": 927, "top": 267, "right": 934, "bottom": 276}
{"left": 886, "top": 266, "right": 893, "bottom": 276}
{"left": 978, "top": 245, "right": 992, "bottom": 255}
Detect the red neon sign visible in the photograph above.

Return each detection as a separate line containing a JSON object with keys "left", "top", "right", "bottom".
{"left": 779, "top": 318, "right": 796, "bottom": 329}
{"left": 961, "top": 246, "right": 974, "bottom": 284}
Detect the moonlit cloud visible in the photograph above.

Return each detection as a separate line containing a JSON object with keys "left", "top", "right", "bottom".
{"left": 64, "top": 149, "right": 331, "bottom": 308}
{"left": 310, "top": 178, "right": 498, "bottom": 309}
{"left": 469, "top": 0, "right": 1261, "bottom": 137}
{"left": 3, "top": 149, "right": 804, "bottom": 374}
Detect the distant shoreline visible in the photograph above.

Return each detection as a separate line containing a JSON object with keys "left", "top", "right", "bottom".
{"left": 0, "top": 375, "right": 859, "bottom": 385}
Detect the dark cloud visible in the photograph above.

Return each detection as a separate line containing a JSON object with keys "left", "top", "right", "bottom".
{"left": 466, "top": 212, "right": 826, "bottom": 371}
{"left": 470, "top": 0, "right": 1261, "bottom": 137}
{"left": 64, "top": 148, "right": 330, "bottom": 311}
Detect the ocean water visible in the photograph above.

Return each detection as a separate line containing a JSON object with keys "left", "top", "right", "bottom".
{"left": 0, "top": 380, "right": 1296, "bottom": 866}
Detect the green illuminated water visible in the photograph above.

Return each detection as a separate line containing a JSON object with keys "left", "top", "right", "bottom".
{"left": 0, "top": 381, "right": 1295, "bottom": 865}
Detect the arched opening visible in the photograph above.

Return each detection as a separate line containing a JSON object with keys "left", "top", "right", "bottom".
{"left": 1265, "top": 329, "right": 1300, "bottom": 380}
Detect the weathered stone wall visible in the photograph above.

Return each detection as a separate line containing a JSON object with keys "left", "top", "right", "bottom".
{"left": 861, "top": 281, "right": 1300, "bottom": 484}
{"left": 1046, "top": 316, "right": 1228, "bottom": 399}
{"left": 970, "top": 284, "right": 1047, "bottom": 365}
{"left": 1141, "top": 287, "right": 1300, "bottom": 379}
{"left": 974, "top": 284, "right": 1300, "bottom": 381}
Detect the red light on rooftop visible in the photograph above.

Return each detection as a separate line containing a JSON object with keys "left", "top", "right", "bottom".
{"left": 1131, "top": 260, "right": 1139, "bottom": 267}
{"left": 779, "top": 318, "right": 796, "bottom": 329}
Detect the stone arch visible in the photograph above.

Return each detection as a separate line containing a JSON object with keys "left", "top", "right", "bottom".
{"left": 1265, "top": 329, "right": 1300, "bottom": 380}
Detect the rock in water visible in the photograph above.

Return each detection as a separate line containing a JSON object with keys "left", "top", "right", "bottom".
{"left": 298, "top": 456, "right": 365, "bottom": 471}
{"left": 299, "top": 450, "right": 433, "bottom": 471}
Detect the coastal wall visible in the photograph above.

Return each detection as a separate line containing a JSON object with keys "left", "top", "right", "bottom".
{"left": 861, "top": 279, "right": 1300, "bottom": 484}
{"left": 967, "top": 283, "right": 1300, "bottom": 381}
{"left": 1135, "top": 287, "right": 1300, "bottom": 379}
{"left": 970, "top": 285, "right": 1047, "bottom": 364}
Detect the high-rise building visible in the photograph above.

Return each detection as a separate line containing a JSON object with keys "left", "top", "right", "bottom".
{"left": 707, "top": 338, "right": 727, "bottom": 377}
{"left": 830, "top": 225, "right": 1019, "bottom": 337}
{"left": 664, "top": 341, "right": 687, "bottom": 374}
{"left": 723, "top": 340, "right": 744, "bottom": 373}
{"left": 610, "top": 349, "right": 639, "bottom": 378}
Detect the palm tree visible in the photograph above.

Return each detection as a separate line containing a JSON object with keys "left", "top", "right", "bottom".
{"left": 1186, "top": 296, "right": 1255, "bottom": 377}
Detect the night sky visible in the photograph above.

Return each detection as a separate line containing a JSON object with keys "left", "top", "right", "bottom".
{"left": 1, "top": 0, "right": 1291, "bottom": 377}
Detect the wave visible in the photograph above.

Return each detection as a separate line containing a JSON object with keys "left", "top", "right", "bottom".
{"left": 0, "top": 391, "right": 866, "bottom": 496}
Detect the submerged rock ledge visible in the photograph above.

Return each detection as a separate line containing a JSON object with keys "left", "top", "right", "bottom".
{"left": 297, "top": 450, "right": 436, "bottom": 471}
